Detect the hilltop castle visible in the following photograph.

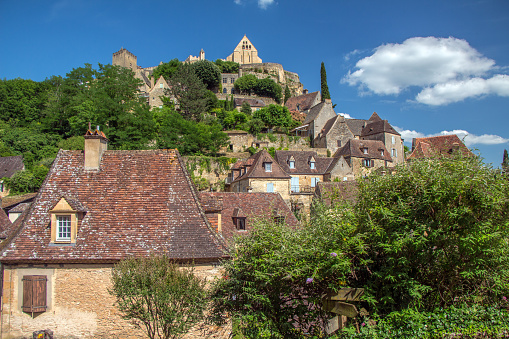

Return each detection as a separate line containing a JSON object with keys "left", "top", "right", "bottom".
{"left": 112, "top": 35, "right": 303, "bottom": 108}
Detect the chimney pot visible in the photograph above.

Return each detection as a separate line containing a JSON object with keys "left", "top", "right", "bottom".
{"left": 84, "top": 127, "right": 108, "bottom": 171}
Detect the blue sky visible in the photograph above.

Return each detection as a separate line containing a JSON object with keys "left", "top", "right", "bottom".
{"left": 1, "top": 0, "right": 508, "bottom": 167}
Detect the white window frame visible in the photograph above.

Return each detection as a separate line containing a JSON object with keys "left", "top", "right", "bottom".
{"left": 392, "top": 136, "right": 396, "bottom": 144}
{"left": 363, "top": 148, "right": 368, "bottom": 155}
{"left": 56, "top": 215, "right": 72, "bottom": 242}
{"left": 310, "top": 161, "right": 315, "bottom": 169}
{"left": 266, "top": 183, "right": 274, "bottom": 193}
{"left": 265, "top": 163, "right": 272, "bottom": 172}
{"left": 289, "top": 161, "right": 295, "bottom": 169}
{"left": 392, "top": 148, "right": 397, "bottom": 157}
{"left": 311, "top": 177, "right": 320, "bottom": 188}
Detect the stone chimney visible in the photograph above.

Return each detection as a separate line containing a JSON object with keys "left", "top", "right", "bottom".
{"left": 84, "top": 125, "right": 108, "bottom": 171}
{"left": 303, "top": 89, "right": 309, "bottom": 95}
{"left": 325, "top": 98, "right": 332, "bottom": 104}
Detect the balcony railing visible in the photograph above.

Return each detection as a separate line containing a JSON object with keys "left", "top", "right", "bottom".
{"left": 291, "top": 185, "right": 315, "bottom": 194}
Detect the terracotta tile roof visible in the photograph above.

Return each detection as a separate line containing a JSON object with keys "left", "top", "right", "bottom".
{"left": 290, "top": 110, "right": 307, "bottom": 123}
{"left": 333, "top": 139, "right": 393, "bottom": 162}
{"left": 1, "top": 193, "right": 37, "bottom": 209}
{"left": 0, "top": 156, "right": 24, "bottom": 179}
{"left": 234, "top": 98, "right": 266, "bottom": 108}
{"left": 274, "top": 151, "right": 333, "bottom": 175}
{"left": 232, "top": 150, "right": 290, "bottom": 183}
{"left": 8, "top": 202, "right": 31, "bottom": 213}
{"left": 407, "top": 135, "right": 473, "bottom": 160}
{"left": 0, "top": 208, "right": 11, "bottom": 238}
{"left": 285, "top": 91, "right": 320, "bottom": 112}
{"left": 0, "top": 149, "right": 227, "bottom": 264}
{"left": 199, "top": 192, "right": 299, "bottom": 242}
{"left": 314, "top": 181, "right": 359, "bottom": 206}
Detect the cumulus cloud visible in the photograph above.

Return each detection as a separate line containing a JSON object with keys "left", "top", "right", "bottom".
{"left": 258, "top": 0, "right": 274, "bottom": 9}
{"left": 344, "top": 37, "right": 509, "bottom": 105}
{"left": 394, "top": 126, "right": 509, "bottom": 146}
{"left": 344, "top": 49, "right": 362, "bottom": 61}
{"left": 234, "top": 0, "right": 242, "bottom": 4}
{"left": 338, "top": 112, "right": 354, "bottom": 119}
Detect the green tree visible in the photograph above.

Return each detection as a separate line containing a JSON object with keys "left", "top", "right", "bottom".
{"left": 4, "top": 165, "right": 50, "bottom": 194}
{"left": 166, "top": 64, "right": 208, "bottom": 121}
{"left": 153, "top": 106, "right": 229, "bottom": 155}
{"left": 354, "top": 156, "right": 509, "bottom": 315}
{"left": 253, "top": 104, "right": 293, "bottom": 131}
{"left": 320, "top": 62, "right": 331, "bottom": 101}
{"left": 284, "top": 85, "right": 292, "bottom": 104}
{"left": 234, "top": 74, "right": 258, "bottom": 95}
{"left": 214, "top": 59, "right": 239, "bottom": 74}
{"left": 190, "top": 60, "right": 221, "bottom": 91}
{"left": 240, "top": 101, "right": 252, "bottom": 115}
{"left": 110, "top": 255, "right": 207, "bottom": 339}
{"left": 152, "top": 59, "right": 181, "bottom": 81}
{"left": 254, "top": 77, "right": 282, "bottom": 103}
{"left": 502, "top": 149, "right": 508, "bottom": 173}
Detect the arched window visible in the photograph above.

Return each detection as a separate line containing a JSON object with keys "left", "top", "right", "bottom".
{"left": 223, "top": 88, "right": 227, "bottom": 94}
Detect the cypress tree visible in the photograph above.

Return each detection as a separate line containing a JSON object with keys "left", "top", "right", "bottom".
{"left": 320, "top": 62, "right": 331, "bottom": 101}
{"left": 503, "top": 149, "right": 509, "bottom": 173}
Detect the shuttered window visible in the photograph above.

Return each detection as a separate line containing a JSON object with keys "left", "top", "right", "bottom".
{"left": 22, "top": 275, "right": 47, "bottom": 313}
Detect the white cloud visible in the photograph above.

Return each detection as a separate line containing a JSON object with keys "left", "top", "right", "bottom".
{"left": 234, "top": 0, "right": 242, "bottom": 4}
{"left": 258, "top": 0, "right": 274, "bottom": 9}
{"left": 338, "top": 112, "right": 354, "bottom": 119}
{"left": 344, "top": 49, "right": 362, "bottom": 61}
{"left": 344, "top": 36, "right": 509, "bottom": 105}
{"left": 394, "top": 126, "right": 509, "bottom": 146}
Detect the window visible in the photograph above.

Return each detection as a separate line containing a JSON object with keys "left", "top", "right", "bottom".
{"left": 289, "top": 161, "right": 295, "bottom": 169}
{"left": 392, "top": 148, "right": 397, "bottom": 157}
{"left": 159, "top": 83, "right": 164, "bottom": 89}
{"left": 266, "top": 183, "right": 274, "bottom": 193}
{"left": 311, "top": 177, "right": 320, "bottom": 188}
{"left": 57, "top": 215, "right": 71, "bottom": 241}
{"left": 265, "top": 162, "right": 272, "bottom": 172}
{"left": 235, "top": 217, "right": 246, "bottom": 230}
{"left": 22, "top": 275, "right": 47, "bottom": 313}
{"left": 223, "top": 78, "right": 227, "bottom": 84}
{"left": 231, "top": 88, "right": 235, "bottom": 94}
{"left": 381, "top": 150, "right": 384, "bottom": 156}
{"left": 223, "top": 88, "right": 227, "bottom": 94}
{"left": 337, "top": 140, "right": 342, "bottom": 147}
{"left": 392, "top": 136, "right": 396, "bottom": 144}
{"left": 363, "top": 148, "right": 368, "bottom": 155}
{"left": 310, "top": 161, "right": 315, "bottom": 169}
{"left": 274, "top": 216, "right": 285, "bottom": 225}
{"left": 231, "top": 78, "right": 235, "bottom": 84}
{"left": 363, "top": 159, "right": 374, "bottom": 167}
{"left": 0, "top": 181, "right": 3, "bottom": 192}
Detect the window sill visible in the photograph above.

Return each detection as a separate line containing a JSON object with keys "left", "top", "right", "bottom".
{"left": 49, "top": 242, "right": 75, "bottom": 247}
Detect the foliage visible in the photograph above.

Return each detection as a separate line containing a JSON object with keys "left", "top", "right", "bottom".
{"left": 502, "top": 149, "right": 508, "bottom": 174}
{"left": 333, "top": 303, "right": 509, "bottom": 338}
{"left": 110, "top": 255, "right": 207, "bottom": 339}
{"left": 58, "top": 136, "right": 85, "bottom": 150}
{"left": 284, "top": 85, "right": 292, "bottom": 104}
{"left": 166, "top": 63, "right": 208, "bottom": 121}
{"left": 152, "top": 59, "right": 181, "bottom": 81}
{"left": 247, "top": 118, "right": 264, "bottom": 135}
{"left": 354, "top": 156, "right": 509, "bottom": 315}
{"left": 4, "top": 165, "right": 49, "bottom": 194}
{"left": 215, "top": 59, "right": 239, "bottom": 74}
{"left": 234, "top": 74, "right": 258, "bottom": 95}
{"left": 190, "top": 60, "right": 221, "bottom": 91}
{"left": 254, "top": 77, "right": 282, "bottom": 103}
{"left": 153, "top": 106, "right": 229, "bottom": 155}
{"left": 253, "top": 104, "right": 294, "bottom": 130}
{"left": 215, "top": 109, "right": 248, "bottom": 130}
{"left": 320, "top": 62, "right": 331, "bottom": 101}
{"left": 209, "top": 203, "right": 365, "bottom": 338}
{"left": 240, "top": 102, "right": 252, "bottom": 115}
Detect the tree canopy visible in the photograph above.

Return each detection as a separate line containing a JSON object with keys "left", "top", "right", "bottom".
{"left": 214, "top": 59, "right": 239, "bottom": 74}
{"left": 152, "top": 59, "right": 181, "bottom": 81}
{"left": 253, "top": 104, "right": 295, "bottom": 131}
{"left": 190, "top": 60, "right": 221, "bottom": 91}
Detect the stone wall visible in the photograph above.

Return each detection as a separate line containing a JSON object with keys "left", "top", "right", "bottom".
{"left": 1, "top": 264, "right": 226, "bottom": 339}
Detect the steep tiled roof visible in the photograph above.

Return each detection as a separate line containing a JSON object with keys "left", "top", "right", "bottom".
{"left": 0, "top": 208, "right": 11, "bottom": 238}
{"left": 199, "top": 192, "right": 299, "bottom": 242}
{"left": 303, "top": 101, "right": 328, "bottom": 125}
{"left": 0, "top": 156, "right": 24, "bottom": 179}
{"left": 234, "top": 98, "right": 266, "bottom": 108}
{"left": 407, "top": 135, "right": 472, "bottom": 160}
{"left": 1, "top": 193, "right": 37, "bottom": 209}
{"left": 232, "top": 150, "right": 290, "bottom": 183}
{"left": 285, "top": 91, "right": 320, "bottom": 112}
{"left": 344, "top": 119, "right": 367, "bottom": 136}
{"left": 0, "top": 149, "right": 227, "bottom": 263}
{"left": 361, "top": 119, "right": 400, "bottom": 137}
{"left": 368, "top": 112, "right": 382, "bottom": 122}
{"left": 274, "top": 151, "right": 333, "bottom": 175}
{"left": 314, "top": 182, "right": 359, "bottom": 206}
{"left": 334, "top": 139, "right": 393, "bottom": 162}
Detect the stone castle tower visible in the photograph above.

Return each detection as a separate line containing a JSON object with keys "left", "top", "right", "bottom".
{"left": 112, "top": 48, "right": 137, "bottom": 72}
{"left": 226, "top": 35, "right": 262, "bottom": 65}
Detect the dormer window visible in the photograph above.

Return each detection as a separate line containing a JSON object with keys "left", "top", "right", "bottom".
{"left": 289, "top": 161, "right": 295, "bottom": 169}
{"left": 310, "top": 161, "right": 315, "bottom": 169}
{"left": 380, "top": 149, "right": 384, "bottom": 156}
{"left": 50, "top": 197, "right": 86, "bottom": 244}
{"left": 265, "top": 162, "right": 272, "bottom": 172}
{"left": 235, "top": 217, "right": 246, "bottom": 230}
{"left": 363, "top": 148, "right": 369, "bottom": 155}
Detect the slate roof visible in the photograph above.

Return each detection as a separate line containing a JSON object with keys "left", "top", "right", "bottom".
{"left": 407, "top": 135, "right": 473, "bottom": 160}
{"left": 320, "top": 116, "right": 340, "bottom": 136}
{"left": 334, "top": 139, "right": 393, "bottom": 162}
{"left": 232, "top": 150, "right": 290, "bottom": 183}
{"left": 199, "top": 192, "right": 299, "bottom": 242}
{"left": 0, "top": 148, "right": 227, "bottom": 264}
{"left": 0, "top": 208, "right": 11, "bottom": 238}
{"left": 303, "top": 101, "right": 328, "bottom": 125}
{"left": 274, "top": 151, "right": 333, "bottom": 175}
{"left": 314, "top": 182, "right": 359, "bottom": 206}
{"left": 344, "top": 119, "right": 367, "bottom": 136}
{"left": 234, "top": 98, "right": 266, "bottom": 108}
{"left": 361, "top": 112, "right": 400, "bottom": 137}
{"left": 0, "top": 156, "right": 24, "bottom": 179}
{"left": 285, "top": 91, "right": 320, "bottom": 112}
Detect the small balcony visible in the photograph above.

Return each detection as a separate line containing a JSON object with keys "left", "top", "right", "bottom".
{"left": 291, "top": 185, "right": 315, "bottom": 195}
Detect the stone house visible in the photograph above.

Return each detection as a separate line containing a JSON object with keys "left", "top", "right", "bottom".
{"left": 315, "top": 112, "right": 404, "bottom": 164}
{"left": 285, "top": 91, "right": 321, "bottom": 124}
{"left": 294, "top": 99, "right": 336, "bottom": 145}
{"left": 0, "top": 129, "right": 227, "bottom": 338}
{"left": 226, "top": 150, "right": 291, "bottom": 203}
{"left": 234, "top": 98, "right": 266, "bottom": 112}
{"left": 333, "top": 139, "right": 393, "bottom": 177}
{"left": 199, "top": 192, "right": 299, "bottom": 244}
{"left": 407, "top": 134, "right": 473, "bottom": 160}
{"left": 0, "top": 155, "right": 25, "bottom": 198}
{"left": 221, "top": 73, "right": 239, "bottom": 94}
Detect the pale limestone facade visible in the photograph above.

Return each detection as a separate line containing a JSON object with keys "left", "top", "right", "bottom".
{"left": 362, "top": 132, "right": 404, "bottom": 165}
{"left": 1, "top": 264, "right": 224, "bottom": 339}
{"left": 324, "top": 156, "right": 355, "bottom": 182}
{"left": 348, "top": 157, "right": 388, "bottom": 177}
{"left": 185, "top": 49, "right": 206, "bottom": 63}
{"left": 226, "top": 35, "right": 262, "bottom": 65}
{"left": 230, "top": 178, "right": 291, "bottom": 203}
